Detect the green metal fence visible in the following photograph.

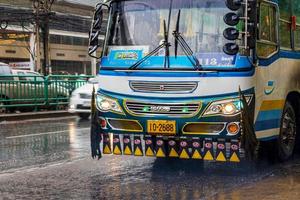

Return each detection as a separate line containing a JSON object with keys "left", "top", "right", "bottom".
{"left": 0, "top": 75, "right": 94, "bottom": 113}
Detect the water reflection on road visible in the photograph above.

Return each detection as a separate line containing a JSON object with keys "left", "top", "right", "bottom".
{"left": 1, "top": 117, "right": 300, "bottom": 199}
{"left": 0, "top": 118, "right": 90, "bottom": 171}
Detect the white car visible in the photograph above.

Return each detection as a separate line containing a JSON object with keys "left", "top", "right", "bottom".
{"left": 68, "top": 78, "right": 98, "bottom": 119}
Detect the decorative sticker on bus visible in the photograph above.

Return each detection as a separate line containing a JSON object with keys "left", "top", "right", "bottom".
{"left": 107, "top": 50, "right": 143, "bottom": 66}
{"left": 102, "top": 50, "right": 245, "bottom": 68}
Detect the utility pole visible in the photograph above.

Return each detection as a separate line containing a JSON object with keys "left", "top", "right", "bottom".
{"left": 33, "top": 13, "right": 41, "bottom": 73}
{"left": 33, "top": 0, "right": 55, "bottom": 75}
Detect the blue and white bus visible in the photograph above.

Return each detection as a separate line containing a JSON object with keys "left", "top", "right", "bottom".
{"left": 88, "top": 0, "right": 300, "bottom": 162}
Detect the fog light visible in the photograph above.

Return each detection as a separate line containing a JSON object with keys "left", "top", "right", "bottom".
{"left": 227, "top": 122, "right": 239, "bottom": 135}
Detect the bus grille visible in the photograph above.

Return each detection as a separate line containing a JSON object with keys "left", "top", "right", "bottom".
{"left": 125, "top": 101, "right": 201, "bottom": 117}
{"left": 129, "top": 81, "right": 198, "bottom": 93}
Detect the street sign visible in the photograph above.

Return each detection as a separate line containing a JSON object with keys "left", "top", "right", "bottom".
{"left": 9, "top": 62, "right": 33, "bottom": 70}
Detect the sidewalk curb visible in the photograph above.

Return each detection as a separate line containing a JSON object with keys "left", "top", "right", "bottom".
{"left": 0, "top": 111, "right": 76, "bottom": 122}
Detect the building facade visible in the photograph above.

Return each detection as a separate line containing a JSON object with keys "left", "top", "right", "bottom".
{"left": 0, "top": 0, "right": 99, "bottom": 75}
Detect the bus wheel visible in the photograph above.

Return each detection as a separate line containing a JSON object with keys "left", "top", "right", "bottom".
{"left": 278, "top": 101, "right": 297, "bottom": 161}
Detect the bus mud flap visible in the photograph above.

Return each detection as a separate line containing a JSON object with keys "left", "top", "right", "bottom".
{"left": 203, "top": 138, "right": 214, "bottom": 161}
{"left": 123, "top": 135, "right": 132, "bottom": 155}
{"left": 168, "top": 137, "right": 179, "bottom": 158}
{"left": 102, "top": 134, "right": 112, "bottom": 154}
{"left": 191, "top": 138, "right": 202, "bottom": 160}
{"left": 113, "top": 134, "right": 122, "bottom": 155}
{"left": 144, "top": 135, "right": 155, "bottom": 156}
{"left": 178, "top": 137, "right": 190, "bottom": 159}
{"left": 216, "top": 139, "right": 226, "bottom": 162}
{"left": 155, "top": 136, "right": 166, "bottom": 157}
{"left": 133, "top": 135, "right": 143, "bottom": 156}
{"left": 229, "top": 140, "right": 240, "bottom": 162}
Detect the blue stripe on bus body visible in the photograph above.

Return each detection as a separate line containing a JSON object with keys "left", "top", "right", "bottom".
{"left": 98, "top": 68, "right": 255, "bottom": 77}
{"left": 256, "top": 109, "right": 282, "bottom": 121}
{"left": 259, "top": 135, "right": 279, "bottom": 141}
{"left": 101, "top": 54, "right": 251, "bottom": 68}
{"left": 98, "top": 87, "right": 255, "bottom": 101}
{"left": 259, "top": 50, "right": 300, "bottom": 66}
{"left": 255, "top": 119, "right": 281, "bottom": 131}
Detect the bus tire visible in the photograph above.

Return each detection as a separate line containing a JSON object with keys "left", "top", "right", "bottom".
{"left": 277, "top": 101, "right": 297, "bottom": 161}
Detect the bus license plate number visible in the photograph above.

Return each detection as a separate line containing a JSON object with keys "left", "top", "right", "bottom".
{"left": 147, "top": 120, "right": 176, "bottom": 135}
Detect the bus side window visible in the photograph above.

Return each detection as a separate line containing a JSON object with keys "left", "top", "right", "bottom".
{"left": 279, "top": 0, "right": 292, "bottom": 49}
{"left": 257, "top": 3, "right": 278, "bottom": 58}
{"left": 294, "top": 3, "right": 300, "bottom": 50}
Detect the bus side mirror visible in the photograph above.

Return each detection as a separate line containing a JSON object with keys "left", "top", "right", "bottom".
{"left": 223, "top": 0, "right": 257, "bottom": 56}
{"left": 88, "top": 3, "right": 109, "bottom": 57}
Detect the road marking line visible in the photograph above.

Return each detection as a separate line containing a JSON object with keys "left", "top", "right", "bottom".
{"left": 0, "top": 116, "right": 76, "bottom": 125}
{"left": 5, "top": 128, "right": 90, "bottom": 139}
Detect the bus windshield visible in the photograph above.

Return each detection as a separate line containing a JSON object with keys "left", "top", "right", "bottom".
{"left": 103, "top": 0, "right": 244, "bottom": 70}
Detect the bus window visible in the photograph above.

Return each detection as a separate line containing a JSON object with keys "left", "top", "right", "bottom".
{"left": 294, "top": 3, "right": 300, "bottom": 50}
{"left": 257, "top": 3, "right": 278, "bottom": 58}
{"left": 279, "top": 0, "right": 292, "bottom": 20}
{"left": 279, "top": 0, "right": 292, "bottom": 49}
{"left": 296, "top": 26, "right": 300, "bottom": 50}
{"left": 279, "top": 20, "right": 292, "bottom": 49}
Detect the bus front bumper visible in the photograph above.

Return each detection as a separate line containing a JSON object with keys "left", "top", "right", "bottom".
{"left": 92, "top": 92, "right": 255, "bottom": 162}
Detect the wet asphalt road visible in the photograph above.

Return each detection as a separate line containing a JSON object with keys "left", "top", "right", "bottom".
{"left": 1, "top": 117, "right": 300, "bottom": 199}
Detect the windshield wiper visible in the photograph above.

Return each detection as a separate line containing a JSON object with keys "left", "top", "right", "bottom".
{"left": 130, "top": 0, "right": 174, "bottom": 70}
{"left": 129, "top": 19, "right": 171, "bottom": 70}
{"left": 173, "top": 10, "right": 202, "bottom": 70}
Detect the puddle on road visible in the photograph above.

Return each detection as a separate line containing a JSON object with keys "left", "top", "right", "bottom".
{"left": 84, "top": 156, "right": 300, "bottom": 200}
{"left": 1, "top": 118, "right": 300, "bottom": 199}
{"left": 0, "top": 118, "right": 91, "bottom": 171}
{"left": 213, "top": 158, "right": 300, "bottom": 200}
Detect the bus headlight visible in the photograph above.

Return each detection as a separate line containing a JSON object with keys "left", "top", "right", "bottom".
{"left": 203, "top": 96, "right": 252, "bottom": 117}
{"left": 96, "top": 95, "right": 124, "bottom": 114}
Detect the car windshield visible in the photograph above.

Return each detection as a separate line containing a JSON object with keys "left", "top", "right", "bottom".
{"left": 26, "top": 72, "right": 44, "bottom": 82}
{"left": 0, "top": 65, "right": 13, "bottom": 80}
{"left": 102, "top": 0, "right": 243, "bottom": 70}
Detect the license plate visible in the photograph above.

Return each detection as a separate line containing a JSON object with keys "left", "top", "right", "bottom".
{"left": 147, "top": 120, "right": 176, "bottom": 135}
